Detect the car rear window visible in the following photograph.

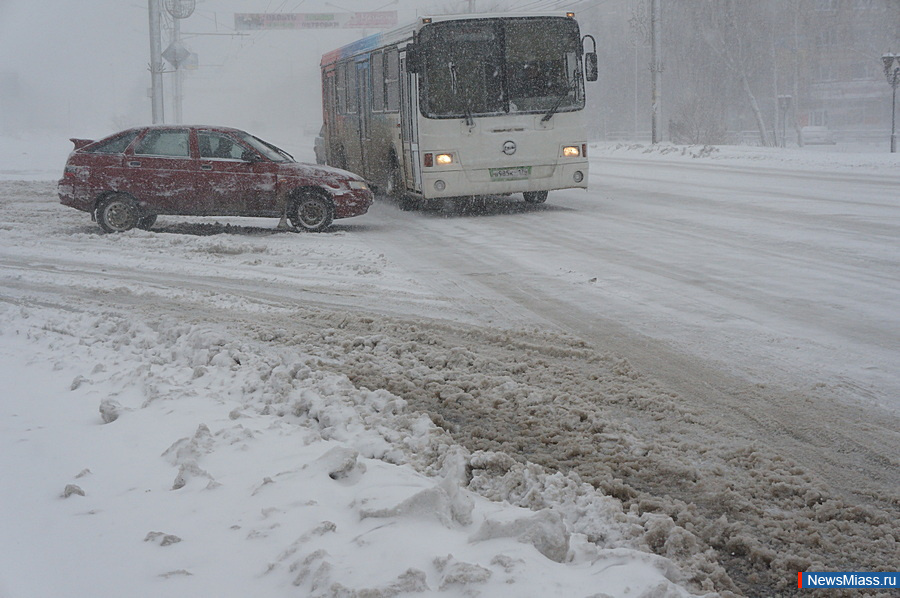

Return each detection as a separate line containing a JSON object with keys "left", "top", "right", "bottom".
{"left": 86, "top": 130, "right": 140, "bottom": 154}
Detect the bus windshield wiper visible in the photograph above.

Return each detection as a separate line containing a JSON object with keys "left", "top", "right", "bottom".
{"left": 449, "top": 61, "right": 474, "bottom": 127}
{"left": 449, "top": 61, "right": 459, "bottom": 95}
{"left": 541, "top": 72, "right": 576, "bottom": 123}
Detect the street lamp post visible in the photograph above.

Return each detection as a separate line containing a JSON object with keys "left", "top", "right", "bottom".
{"left": 883, "top": 53, "right": 900, "bottom": 153}
{"left": 148, "top": 0, "right": 165, "bottom": 124}
{"left": 163, "top": 0, "right": 196, "bottom": 124}
{"left": 778, "top": 95, "right": 792, "bottom": 148}
{"left": 650, "top": 0, "right": 662, "bottom": 144}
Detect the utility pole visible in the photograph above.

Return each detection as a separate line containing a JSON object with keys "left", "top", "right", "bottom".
{"left": 883, "top": 53, "right": 899, "bottom": 153}
{"left": 173, "top": 17, "right": 183, "bottom": 123}
{"left": 650, "top": 0, "right": 662, "bottom": 143}
{"left": 148, "top": 0, "right": 165, "bottom": 123}
{"left": 160, "top": 0, "right": 195, "bottom": 124}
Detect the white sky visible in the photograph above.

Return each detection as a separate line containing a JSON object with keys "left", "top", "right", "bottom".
{"left": 0, "top": 0, "right": 435, "bottom": 140}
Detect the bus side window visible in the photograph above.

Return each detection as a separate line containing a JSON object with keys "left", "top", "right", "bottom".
{"left": 385, "top": 47, "right": 400, "bottom": 113}
{"left": 346, "top": 62, "right": 359, "bottom": 114}
{"left": 371, "top": 52, "right": 385, "bottom": 112}
{"left": 336, "top": 63, "right": 347, "bottom": 114}
{"left": 322, "top": 70, "right": 335, "bottom": 122}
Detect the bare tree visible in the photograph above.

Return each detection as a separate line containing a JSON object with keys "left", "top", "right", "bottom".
{"left": 697, "top": 0, "right": 775, "bottom": 146}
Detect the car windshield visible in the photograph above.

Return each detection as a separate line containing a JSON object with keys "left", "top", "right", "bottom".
{"left": 418, "top": 17, "right": 584, "bottom": 119}
{"left": 234, "top": 131, "right": 294, "bottom": 162}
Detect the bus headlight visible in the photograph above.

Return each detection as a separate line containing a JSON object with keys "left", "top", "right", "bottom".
{"left": 563, "top": 146, "right": 581, "bottom": 158}
{"left": 573, "top": 171, "right": 584, "bottom": 183}
{"left": 434, "top": 180, "right": 446, "bottom": 191}
{"left": 424, "top": 153, "right": 454, "bottom": 167}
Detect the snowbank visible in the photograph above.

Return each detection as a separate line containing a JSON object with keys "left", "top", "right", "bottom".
{"left": 0, "top": 301, "right": 722, "bottom": 597}
{"left": 593, "top": 141, "right": 900, "bottom": 174}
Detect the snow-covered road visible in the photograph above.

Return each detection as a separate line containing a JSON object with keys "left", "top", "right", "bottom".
{"left": 365, "top": 151, "right": 900, "bottom": 409}
{"left": 2, "top": 143, "right": 898, "bottom": 597}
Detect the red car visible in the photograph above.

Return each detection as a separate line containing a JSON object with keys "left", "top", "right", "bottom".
{"left": 58, "top": 125, "right": 373, "bottom": 232}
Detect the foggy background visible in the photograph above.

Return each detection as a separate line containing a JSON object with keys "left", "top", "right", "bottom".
{"left": 2, "top": 0, "right": 899, "bottom": 150}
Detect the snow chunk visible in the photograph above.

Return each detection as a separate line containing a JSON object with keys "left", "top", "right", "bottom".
{"left": 434, "top": 554, "right": 492, "bottom": 590}
{"left": 161, "top": 424, "right": 218, "bottom": 490}
{"left": 312, "top": 446, "right": 366, "bottom": 483}
{"left": 360, "top": 486, "right": 469, "bottom": 529}
{"left": 470, "top": 509, "right": 570, "bottom": 563}
{"left": 99, "top": 398, "right": 126, "bottom": 423}
{"left": 144, "top": 531, "right": 182, "bottom": 546}
{"left": 62, "top": 484, "right": 85, "bottom": 498}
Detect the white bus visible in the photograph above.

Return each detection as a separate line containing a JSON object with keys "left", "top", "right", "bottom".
{"left": 319, "top": 12, "right": 597, "bottom": 209}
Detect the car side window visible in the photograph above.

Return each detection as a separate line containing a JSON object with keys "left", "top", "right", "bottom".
{"left": 88, "top": 130, "right": 140, "bottom": 154}
{"left": 198, "top": 132, "right": 243, "bottom": 160}
{"left": 134, "top": 130, "right": 190, "bottom": 157}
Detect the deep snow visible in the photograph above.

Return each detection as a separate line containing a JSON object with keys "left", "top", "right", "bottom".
{"left": 1, "top": 138, "right": 898, "bottom": 598}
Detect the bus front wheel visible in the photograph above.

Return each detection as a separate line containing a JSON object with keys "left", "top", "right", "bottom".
{"left": 387, "top": 160, "right": 417, "bottom": 211}
{"left": 385, "top": 160, "right": 402, "bottom": 197}
{"left": 523, "top": 191, "right": 548, "bottom": 204}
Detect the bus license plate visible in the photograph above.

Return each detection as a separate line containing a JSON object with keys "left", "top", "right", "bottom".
{"left": 489, "top": 166, "right": 531, "bottom": 181}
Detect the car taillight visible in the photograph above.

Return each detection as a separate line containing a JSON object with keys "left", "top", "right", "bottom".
{"left": 64, "top": 165, "right": 88, "bottom": 179}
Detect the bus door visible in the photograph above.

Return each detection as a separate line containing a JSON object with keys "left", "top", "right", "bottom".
{"left": 399, "top": 52, "right": 422, "bottom": 194}
{"left": 355, "top": 61, "right": 370, "bottom": 178}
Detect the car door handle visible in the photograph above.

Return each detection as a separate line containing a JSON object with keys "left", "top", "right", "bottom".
{"left": 127, "top": 161, "right": 141, "bottom": 167}
{"left": 201, "top": 164, "right": 213, "bottom": 171}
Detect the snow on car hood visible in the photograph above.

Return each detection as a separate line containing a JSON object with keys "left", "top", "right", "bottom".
{"left": 279, "top": 161, "right": 364, "bottom": 184}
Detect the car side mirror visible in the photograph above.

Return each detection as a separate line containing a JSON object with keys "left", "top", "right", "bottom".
{"left": 242, "top": 150, "right": 261, "bottom": 163}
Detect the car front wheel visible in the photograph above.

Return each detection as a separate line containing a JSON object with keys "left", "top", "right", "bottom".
{"left": 96, "top": 194, "right": 140, "bottom": 233}
{"left": 289, "top": 191, "right": 334, "bottom": 232}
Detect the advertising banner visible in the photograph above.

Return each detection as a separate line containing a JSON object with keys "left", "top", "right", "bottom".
{"left": 235, "top": 12, "right": 398, "bottom": 31}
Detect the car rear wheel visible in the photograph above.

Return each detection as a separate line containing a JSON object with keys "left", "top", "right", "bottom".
{"left": 289, "top": 191, "right": 333, "bottom": 232}
{"left": 96, "top": 194, "right": 140, "bottom": 233}
{"left": 523, "top": 190, "right": 548, "bottom": 204}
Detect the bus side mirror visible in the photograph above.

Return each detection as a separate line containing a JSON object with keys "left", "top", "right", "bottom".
{"left": 585, "top": 52, "right": 598, "bottom": 82}
{"left": 406, "top": 43, "right": 421, "bottom": 73}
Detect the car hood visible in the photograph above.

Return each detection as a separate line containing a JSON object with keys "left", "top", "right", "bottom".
{"left": 279, "top": 162, "right": 363, "bottom": 184}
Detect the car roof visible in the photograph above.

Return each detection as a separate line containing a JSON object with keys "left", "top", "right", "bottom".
{"left": 135, "top": 124, "right": 248, "bottom": 134}
{"left": 77, "top": 125, "right": 255, "bottom": 152}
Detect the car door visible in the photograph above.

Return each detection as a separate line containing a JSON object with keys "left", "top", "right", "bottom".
{"left": 123, "top": 128, "right": 198, "bottom": 214}
{"left": 196, "top": 130, "right": 277, "bottom": 216}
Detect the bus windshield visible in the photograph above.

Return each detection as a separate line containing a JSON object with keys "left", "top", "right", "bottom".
{"left": 418, "top": 17, "right": 584, "bottom": 119}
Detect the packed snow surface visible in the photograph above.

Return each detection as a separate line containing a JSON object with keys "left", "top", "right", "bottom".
{"left": 1, "top": 139, "right": 898, "bottom": 598}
